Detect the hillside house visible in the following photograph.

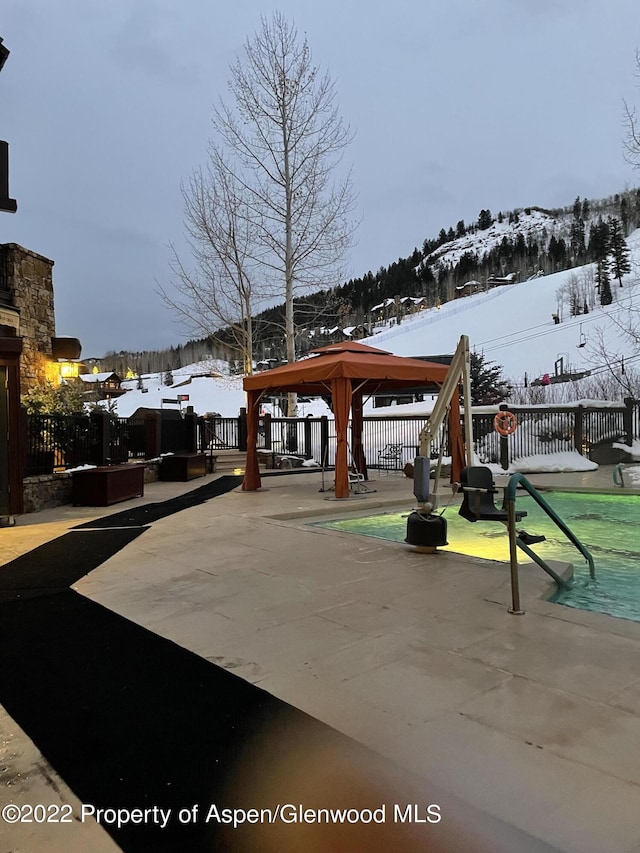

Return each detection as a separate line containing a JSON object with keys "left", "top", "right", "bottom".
{"left": 454, "top": 280, "right": 483, "bottom": 299}
{"left": 342, "top": 323, "right": 370, "bottom": 340}
{"left": 370, "top": 298, "right": 398, "bottom": 325}
{"left": 78, "top": 371, "right": 125, "bottom": 400}
{"left": 487, "top": 272, "right": 518, "bottom": 287}
{"left": 398, "top": 296, "right": 427, "bottom": 315}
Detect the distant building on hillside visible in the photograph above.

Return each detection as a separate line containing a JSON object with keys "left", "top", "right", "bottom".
{"left": 342, "top": 323, "right": 370, "bottom": 340}
{"left": 78, "top": 371, "right": 125, "bottom": 400}
{"left": 487, "top": 272, "right": 518, "bottom": 287}
{"left": 454, "top": 280, "right": 483, "bottom": 299}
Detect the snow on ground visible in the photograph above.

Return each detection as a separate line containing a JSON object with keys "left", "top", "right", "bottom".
{"left": 102, "top": 235, "right": 640, "bottom": 474}
{"left": 480, "top": 451, "right": 599, "bottom": 476}
{"left": 506, "top": 452, "right": 598, "bottom": 474}
{"left": 623, "top": 466, "right": 640, "bottom": 486}
{"left": 365, "top": 228, "right": 640, "bottom": 384}
{"left": 612, "top": 439, "right": 640, "bottom": 460}
{"left": 109, "top": 233, "right": 640, "bottom": 421}
{"left": 114, "top": 374, "right": 247, "bottom": 418}
{"left": 424, "top": 208, "right": 557, "bottom": 271}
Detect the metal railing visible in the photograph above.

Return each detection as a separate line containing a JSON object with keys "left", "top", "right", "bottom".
{"left": 122, "top": 417, "right": 146, "bottom": 458}
{"left": 108, "top": 417, "right": 130, "bottom": 464}
{"left": 24, "top": 413, "right": 98, "bottom": 475}
{"left": 504, "top": 473, "right": 595, "bottom": 614}
{"left": 22, "top": 399, "right": 640, "bottom": 478}
{"left": 198, "top": 416, "right": 240, "bottom": 450}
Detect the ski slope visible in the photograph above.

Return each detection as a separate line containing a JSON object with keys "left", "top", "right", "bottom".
{"left": 365, "top": 229, "right": 640, "bottom": 384}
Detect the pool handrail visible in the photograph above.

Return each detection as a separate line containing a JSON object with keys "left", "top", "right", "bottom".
{"left": 505, "top": 475, "right": 595, "bottom": 579}
{"left": 503, "top": 475, "right": 595, "bottom": 613}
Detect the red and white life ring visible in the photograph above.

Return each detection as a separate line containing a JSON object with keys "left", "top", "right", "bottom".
{"left": 494, "top": 411, "right": 517, "bottom": 436}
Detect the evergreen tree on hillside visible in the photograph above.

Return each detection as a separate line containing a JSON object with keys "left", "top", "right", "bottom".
{"left": 620, "top": 197, "right": 629, "bottom": 234}
{"left": 587, "top": 216, "right": 610, "bottom": 264}
{"left": 469, "top": 352, "right": 512, "bottom": 405}
{"left": 569, "top": 197, "right": 586, "bottom": 262}
{"left": 608, "top": 216, "right": 631, "bottom": 286}
{"left": 597, "top": 262, "right": 613, "bottom": 306}
{"left": 548, "top": 235, "right": 567, "bottom": 270}
{"left": 456, "top": 219, "right": 466, "bottom": 237}
{"left": 164, "top": 364, "right": 174, "bottom": 386}
{"left": 572, "top": 196, "right": 582, "bottom": 219}
{"left": 457, "top": 252, "right": 478, "bottom": 280}
{"left": 477, "top": 209, "right": 492, "bottom": 230}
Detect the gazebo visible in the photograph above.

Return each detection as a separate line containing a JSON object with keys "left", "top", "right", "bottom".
{"left": 242, "top": 341, "right": 466, "bottom": 499}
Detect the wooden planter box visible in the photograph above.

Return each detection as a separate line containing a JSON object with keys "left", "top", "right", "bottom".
{"left": 160, "top": 453, "right": 207, "bottom": 482}
{"left": 72, "top": 465, "right": 145, "bottom": 506}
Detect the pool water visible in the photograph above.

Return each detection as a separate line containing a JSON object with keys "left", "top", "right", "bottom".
{"left": 313, "top": 492, "right": 640, "bottom": 623}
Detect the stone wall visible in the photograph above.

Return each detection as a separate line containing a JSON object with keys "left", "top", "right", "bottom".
{"left": 23, "top": 473, "right": 72, "bottom": 513}
{"left": 1, "top": 243, "right": 56, "bottom": 393}
{"left": 21, "top": 462, "right": 160, "bottom": 513}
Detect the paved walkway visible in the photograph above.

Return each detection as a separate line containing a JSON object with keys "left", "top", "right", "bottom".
{"left": 2, "top": 467, "right": 640, "bottom": 851}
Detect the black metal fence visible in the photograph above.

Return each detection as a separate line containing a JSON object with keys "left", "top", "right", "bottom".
{"left": 473, "top": 402, "right": 637, "bottom": 467}
{"left": 25, "top": 413, "right": 99, "bottom": 474}
{"left": 109, "top": 417, "right": 131, "bottom": 464}
{"left": 123, "top": 418, "right": 146, "bottom": 458}
{"left": 160, "top": 417, "right": 190, "bottom": 455}
{"left": 198, "top": 416, "right": 240, "bottom": 450}
{"left": 23, "top": 399, "right": 640, "bottom": 478}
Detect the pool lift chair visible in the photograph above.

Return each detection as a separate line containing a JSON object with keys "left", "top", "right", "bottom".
{"left": 458, "top": 465, "right": 547, "bottom": 546}
{"left": 459, "top": 466, "right": 530, "bottom": 527}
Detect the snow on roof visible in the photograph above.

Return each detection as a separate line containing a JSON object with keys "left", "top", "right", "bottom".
{"left": 371, "top": 298, "right": 396, "bottom": 311}
{"left": 79, "top": 372, "right": 119, "bottom": 383}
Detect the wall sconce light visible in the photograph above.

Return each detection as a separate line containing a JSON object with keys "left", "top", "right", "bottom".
{"left": 59, "top": 360, "right": 80, "bottom": 379}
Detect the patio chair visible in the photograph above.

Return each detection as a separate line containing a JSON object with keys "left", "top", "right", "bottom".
{"left": 377, "top": 443, "right": 403, "bottom": 473}
{"left": 458, "top": 465, "right": 527, "bottom": 523}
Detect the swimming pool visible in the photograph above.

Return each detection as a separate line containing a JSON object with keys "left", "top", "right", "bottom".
{"left": 313, "top": 492, "right": 640, "bottom": 623}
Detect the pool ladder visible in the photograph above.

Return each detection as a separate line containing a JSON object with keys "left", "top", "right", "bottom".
{"left": 504, "top": 474, "right": 595, "bottom": 614}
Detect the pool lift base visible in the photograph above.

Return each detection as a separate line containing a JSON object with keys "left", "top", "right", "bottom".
{"left": 405, "top": 510, "right": 448, "bottom": 550}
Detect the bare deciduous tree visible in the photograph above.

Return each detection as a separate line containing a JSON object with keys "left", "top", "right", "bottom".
{"left": 212, "top": 12, "right": 357, "bottom": 412}
{"left": 623, "top": 49, "right": 640, "bottom": 168}
{"left": 162, "top": 13, "right": 357, "bottom": 411}
{"left": 159, "top": 152, "right": 266, "bottom": 375}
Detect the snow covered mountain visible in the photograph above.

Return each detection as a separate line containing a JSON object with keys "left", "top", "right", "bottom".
{"left": 108, "top": 223, "right": 640, "bottom": 417}
{"left": 422, "top": 207, "right": 557, "bottom": 272}
{"left": 365, "top": 229, "right": 640, "bottom": 390}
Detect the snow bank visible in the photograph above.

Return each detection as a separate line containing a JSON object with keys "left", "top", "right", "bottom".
{"left": 507, "top": 452, "right": 598, "bottom": 474}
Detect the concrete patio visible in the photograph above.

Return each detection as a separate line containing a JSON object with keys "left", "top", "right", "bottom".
{"left": 2, "top": 466, "right": 640, "bottom": 851}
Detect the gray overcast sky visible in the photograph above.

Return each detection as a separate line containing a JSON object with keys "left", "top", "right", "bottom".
{"left": 2, "top": 0, "right": 639, "bottom": 357}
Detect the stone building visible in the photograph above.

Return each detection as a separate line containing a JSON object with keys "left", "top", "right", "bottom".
{"left": 0, "top": 242, "right": 59, "bottom": 392}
